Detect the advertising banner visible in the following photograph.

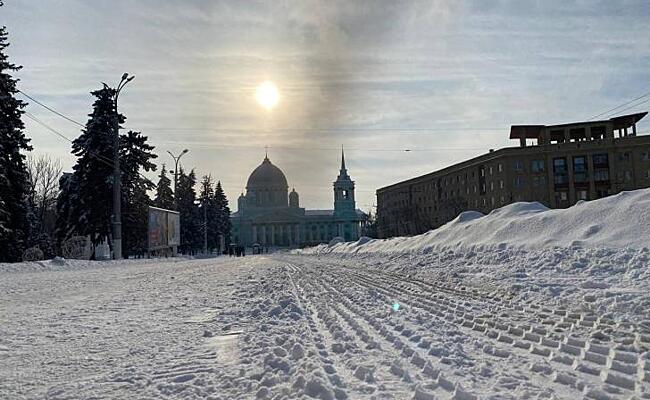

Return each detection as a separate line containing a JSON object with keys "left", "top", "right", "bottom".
{"left": 148, "top": 207, "right": 180, "bottom": 252}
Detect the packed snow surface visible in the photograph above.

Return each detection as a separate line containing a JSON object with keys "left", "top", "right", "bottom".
{"left": 2, "top": 253, "right": 649, "bottom": 399}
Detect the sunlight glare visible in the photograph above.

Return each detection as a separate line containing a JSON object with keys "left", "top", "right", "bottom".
{"left": 255, "top": 80, "right": 280, "bottom": 110}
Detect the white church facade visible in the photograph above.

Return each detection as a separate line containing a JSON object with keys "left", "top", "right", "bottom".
{"left": 230, "top": 151, "right": 368, "bottom": 248}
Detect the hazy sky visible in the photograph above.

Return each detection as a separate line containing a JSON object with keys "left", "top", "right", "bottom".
{"left": 4, "top": 0, "right": 650, "bottom": 212}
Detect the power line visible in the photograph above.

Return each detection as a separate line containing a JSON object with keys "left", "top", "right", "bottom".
{"left": 139, "top": 127, "right": 507, "bottom": 134}
{"left": 610, "top": 97, "right": 650, "bottom": 116}
{"left": 588, "top": 89, "right": 650, "bottom": 120}
{"left": 19, "top": 90, "right": 86, "bottom": 128}
{"left": 18, "top": 90, "right": 512, "bottom": 135}
{"left": 24, "top": 111, "right": 157, "bottom": 187}
{"left": 152, "top": 141, "right": 495, "bottom": 152}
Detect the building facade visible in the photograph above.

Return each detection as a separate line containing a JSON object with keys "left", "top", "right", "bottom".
{"left": 231, "top": 151, "right": 367, "bottom": 247}
{"left": 377, "top": 112, "right": 650, "bottom": 238}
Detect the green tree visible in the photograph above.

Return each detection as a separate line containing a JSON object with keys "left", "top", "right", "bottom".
{"left": 0, "top": 15, "right": 32, "bottom": 261}
{"left": 154, "top": 164, "right": 174, "bottom": 209}
{"left": 176, "top": 168, "right": 199, "bottom": 254}
{"left": 214, "top": 181, "right": 231, "bottom": 247}
{"left": 120, "top": 130, "right": 157, "bottom": 257}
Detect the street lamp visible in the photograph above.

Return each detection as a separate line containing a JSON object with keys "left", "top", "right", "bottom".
{"left": 167, "top": 149, "right": 189, "bottom": 209}
{"left": 108, "top": 72, "right": 135, "bottom": 260}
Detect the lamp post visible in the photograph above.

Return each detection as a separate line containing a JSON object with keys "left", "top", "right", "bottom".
{"left": 167, "top": 149, "right": 189, "bottom": 209}
{"left": 109, "top": 73, "right": 135, "bottom": 260}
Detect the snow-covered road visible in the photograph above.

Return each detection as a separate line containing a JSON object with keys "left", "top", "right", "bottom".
{"left": 1, "top": 255, "right": 648, "bottom": 399}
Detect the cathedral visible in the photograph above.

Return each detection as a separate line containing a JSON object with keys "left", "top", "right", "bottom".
{"left": 231, "top": 151, "right": 368, "bottom": 248}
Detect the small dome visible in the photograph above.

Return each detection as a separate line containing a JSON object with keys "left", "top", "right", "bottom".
{"left": 246, "top": 157, "right": 288, "bottom": 190}
{"left": 289, "top": 188, "right": 299, "bottom": 207}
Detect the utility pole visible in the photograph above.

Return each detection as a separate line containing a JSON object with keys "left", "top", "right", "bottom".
{"left": 110, "top": 73, "right": 135, "bottom": 260}
{"left": 203, "top": 200, "right": 207, "bottom": 255}
{"left": 195, "top": 199, "right": 208, "bottom": 255}
{"left": 167, "top": 149, "right": 189, "bottom": 210}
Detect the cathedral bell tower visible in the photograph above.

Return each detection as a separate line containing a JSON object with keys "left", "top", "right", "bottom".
{"left": 333, "top": 148, "right": 356, "bottom": 217}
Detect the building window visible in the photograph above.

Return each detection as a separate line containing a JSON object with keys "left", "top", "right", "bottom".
{"left": 618, "top": 152, "right": 631, "bottom": 162}
{"left": 593, "top": 153, "right": 608, "bottom": 166}
{"left": 625, "top": 171, "right": 632, "bottom": 181}
{"left": 553, "top": 158, "right": 568, "bottom": 184}
{"left": 594, "top": 170, "right": 609, "bottom": 182}
{"left": 500, "top": 196, "right": 505, "bottom": 204}
{"left": 514, "top": 160, "right": 524, "bottom": 172}
{"left": 490, "top": 182, "right": 494, "bottom": 191}
{"left": 498, "top": 163, "right": 503, "bottom": 172}
{"left": 532, "top": 160, "right": 545, "bottom": 173}
{"left": 573, "top": 156, "right": 587, "bottom": 183}
{"left": 491, "top": 197, "right": 495, "bottom": 206}
{"left": 489, "top": 166, "right": 493, "bottom": 175}
{"left": 577, "top": 190, "right": 588, "bottom": 200}
{"left": 499, "top": 180, "right": 504, "bottom": 189}
{"left": 514, "top": 176, "right": 524, "bottom": 188}
{"left": 555, "top": 191, "right": 568, "bottom": 203}
{"left": 643, "top": 152, "right": 650, "bottom": 161}
{"left": 646, "top": 170, "right": 650, "bottom": 179}
{"left": 533, "top": 175, "right": 548, "bottom": 187}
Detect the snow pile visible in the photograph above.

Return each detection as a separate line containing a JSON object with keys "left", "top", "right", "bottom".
{"left": 303, "top": 188, "right": 650, "bottom": 255}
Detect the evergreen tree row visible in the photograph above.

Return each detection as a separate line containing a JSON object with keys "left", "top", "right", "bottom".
{"left": 154, "top": 167, "right": 231, "bottom": 254}
{"left": 0, "top": 4, "right": 231, "bottom": 261}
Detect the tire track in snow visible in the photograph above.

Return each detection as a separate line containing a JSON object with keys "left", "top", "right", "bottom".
{"left": 283, "top": 255, "right": 649, "bottom": 399}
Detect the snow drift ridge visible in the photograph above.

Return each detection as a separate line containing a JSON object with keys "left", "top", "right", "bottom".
{"left": 302, "top": 187, "right": 650, "bottom": 255}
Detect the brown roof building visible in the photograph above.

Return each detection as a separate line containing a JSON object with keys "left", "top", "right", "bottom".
{"left": 376, "top": 112, "right": 650, "bottom": 238}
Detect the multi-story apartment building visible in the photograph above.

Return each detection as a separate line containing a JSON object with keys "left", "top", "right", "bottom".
{"left": 376, "top": 112, "right": 650, "bottom": 238}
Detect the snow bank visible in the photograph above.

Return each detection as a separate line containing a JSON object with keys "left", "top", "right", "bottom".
{"left": 0, "top": 256, "right": 196, "bottom": 274}
{"left": 305, "top": 188, "right": 650, "bottom": 255}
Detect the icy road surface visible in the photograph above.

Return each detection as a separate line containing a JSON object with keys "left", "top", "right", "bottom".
{"left": 1, "top": 255, "right": 648, "bottom": 399}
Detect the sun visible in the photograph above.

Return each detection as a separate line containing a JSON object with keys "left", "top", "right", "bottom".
{"left": 255, "top": 80, "right": 280, "bottom": 110}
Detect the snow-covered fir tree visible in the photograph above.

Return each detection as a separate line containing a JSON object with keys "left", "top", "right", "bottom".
{"left": 154, "top": 164, "right": 174, "bottom": 210}
{"left": 58, "top": 86, "right": 119, "bottom": 247}
{"left": 214, "top": 181, "right": 231, "bottom": 246}
{"left": 0, "top": 17, "right": 32, "bottom": 262}
{"left": 176, "top": 167, "right": 200, "bottom": 254}
{"left": 199, "top": 175, "right": 221, "bottom": 252}
{"left": 120, "top": 130, "right": 156, "bottom": 257}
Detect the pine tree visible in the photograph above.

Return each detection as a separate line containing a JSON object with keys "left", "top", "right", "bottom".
{"left": 62, "top": 86, "right": 119, "bottom": 247}
{"left": 176, "top": 168, "right": 199, "bottom": 254}
{"left": 54, "top": 172, "right": 79, "bottom": 247}
{"left": 199, "top": 175, "right": 221, "bottom": 252}
{"left": 0, "top": 17, "right": 32, "bottom": 262}
{"left": 214, "top": 181, "right": 231, "bottom": 247}
{"left": 120, "top": 130, "right": 156, "bottom": 258}
{"left": 154, "top": 164, "right": 174, "bottom": 209}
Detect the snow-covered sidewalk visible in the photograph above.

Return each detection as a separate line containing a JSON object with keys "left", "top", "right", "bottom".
{"left": 1, "top": 253, "right": 649, "bottom": 399}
